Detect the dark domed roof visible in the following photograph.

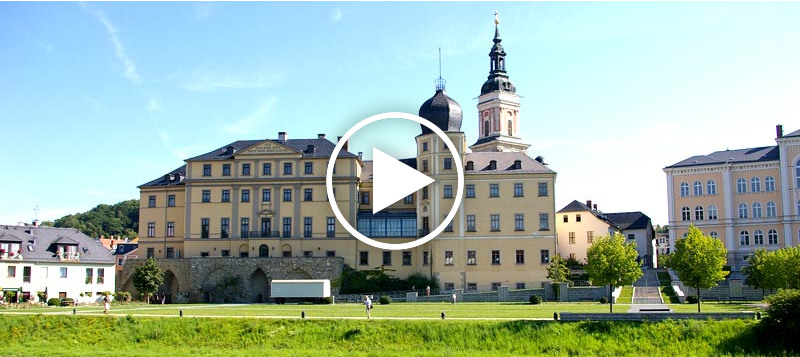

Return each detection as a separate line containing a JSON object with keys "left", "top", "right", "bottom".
{"left": 481, "top": 75, "right": 516, "bottom": 95}
{"left": 419, "top": 89, "right": 462, "bottom": 134}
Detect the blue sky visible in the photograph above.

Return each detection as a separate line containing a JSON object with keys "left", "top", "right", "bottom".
{"left": 2, "top": 2, "right": 800, "bottom": 226}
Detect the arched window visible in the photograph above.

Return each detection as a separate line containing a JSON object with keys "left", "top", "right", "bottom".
{"left": 258, "top": 244, "right": 269, "bottom": 257}
{"left": 765, "top": 176, "right": 776, "bottom": 192}
{"left": 766, "top": 201, "right": 777, "bottom": 218}
{"left": 740, "top": 231, "right": 750, "bottom": 246}
{"left": 709, "top": 231, "right": 719, "bottom": 239}
{"left": 680, "top": 182, "right": 690, "bottom": 197}
{"left": 752, "top": 202, "right": 762, "bottom": 218}
{"left": 738, "top": 203, "right": 748, "bottom": 219}
{"left": 768, "top": 229, "right": 778, "bottom": 245}
{"left": 751, "top": 177, "right": 761, "bottom": 192}
{"left": 681, "top": 207, "right": 691, "bottom": 221}
{"left": 694, "top": 206, "right": 704, "bottom": 220}
{"left": 753, "top": 229, "right": 764, "bottom": 245}
{"left": 693, "top": 181, "right": 703, "bottom": 196}
{"left": 483, "top": 120, "right": 490, "bottom": 137}
{"left": 707, "top": 180, "right": 717, "bottom": 195}
{"left": 507, "top": 120, "right": 513, "bottom": 136}
{"left": 708, "top": 205, "right": 718, "bottom": 220}
{"left": 737, "top": 178, "right": 747, "bottom": 193}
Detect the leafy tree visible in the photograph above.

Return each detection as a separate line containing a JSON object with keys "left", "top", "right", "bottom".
{"left": 132, "top": 258, "right": 164, "bottom": 304}
{"left": 585, "top": 232, "right": 642, "bottom": 313}
{"left": 745, "top": 246, "right": 800, "bottom": 293}
{"left": 667, "top": 225, "right": 728, "bottom": 312}
{"left": 53, "top": 199, "right": 139, "bottom": 238}
{"left": 546, "top": 254, "right": 571, "bottom": 301}
{"left": 744, "top": 248, "right": 772, "bottom": 297}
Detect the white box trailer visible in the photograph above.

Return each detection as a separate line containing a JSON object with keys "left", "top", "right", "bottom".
{"left": 270, "top": 279, "right": 331, "bottom": 298}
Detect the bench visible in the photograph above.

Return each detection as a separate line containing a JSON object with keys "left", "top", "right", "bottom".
{"left": 639, "top": 308, "right": 670, "bottom": 313}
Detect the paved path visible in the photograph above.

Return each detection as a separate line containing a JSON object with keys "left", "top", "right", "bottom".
{"left": 629, "top": 268, "right": 669, "bottom": 312}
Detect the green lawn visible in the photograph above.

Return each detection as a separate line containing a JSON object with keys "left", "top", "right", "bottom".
{"left": 617, "top": 286, "right": 633, "bottom": 304}
{"left": 0, "top": 314, "right": 773, "bottom": 356}
{"left": 2, "top": 301, "right": 763, "bottom": 319}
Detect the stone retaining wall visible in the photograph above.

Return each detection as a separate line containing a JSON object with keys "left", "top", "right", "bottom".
{"left": 118, "top": 257, "right": 343, "bottom": 303}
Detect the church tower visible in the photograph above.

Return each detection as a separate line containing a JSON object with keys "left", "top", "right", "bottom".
{"left": 470, "top": 12, "right": 530, "bottom": 153}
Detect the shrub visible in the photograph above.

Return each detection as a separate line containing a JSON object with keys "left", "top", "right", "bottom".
{"left": 37, "top": 291, "right": 47, "bottom": 303}
{"left": 686, "top": 296, "right": 698, "bottom": 304}
{"left": 4, "top": 291, "right": 16, "bottom": 302}
{"left": 529, "top": 295, "right": 542, "bottom": 304}
{"left": 754, "top": 289, "right": 800, "bottom": 352}
{"left": 320, "top": 297, "right": 333, "bottom": 304}
{"left": 47, "top": 298, "right": 61, "bottom": 306}
{"left": 599, "top": 297, "right": 608, "bottom": 304}
{"left": 114, "top": 291, "right": 131, "bottom": 302}
{"left": 379, "top": 296, "right": 391, "bottom": 305}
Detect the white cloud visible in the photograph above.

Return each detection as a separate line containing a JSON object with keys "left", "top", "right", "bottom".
{"left": 220, "top": 97, "right": 277, "bottom": 135}
{"left": 330, "top": 8, "right": 343, "bottom": 24}
{"left": 194, "top": 2, "right": 215, "bottom": 20}
{"left": 80, "top": 2, "right": 141, "bottom": 83}
{"left": 182, "top": 70, "right": 283, "bottom": 92}
{"left": 148, "top": 97, "right": 162, "bottom": 112}
{"left": 158, "top": 130, "right": 207, "bottom": 160}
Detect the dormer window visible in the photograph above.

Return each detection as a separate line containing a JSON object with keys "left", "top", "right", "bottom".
{"left": 513, "top": 160, "right": 522, "bottom": 170}
{"left": 489, "top": 160, "right": 497, "bottom": 170}
{"left": 466, "top": 161, "right": 474, "bottom": 171}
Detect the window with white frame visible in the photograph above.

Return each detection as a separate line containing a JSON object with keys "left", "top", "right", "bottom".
{"left": 796, "top": 160, "right": 800, "bottom": 188}
{"left": 693, "top": 181, "right": 703, "bottom": 196}
{"left": 694, "top": 206, "right": 704, "bottom": 220}
{"left": 681, "top": 207, "right": 690, "bottom": 221}
{"left": 752, "top": 203, "right": 762, "bottom": 218}
{"left": 738, "top": 203, "right": 748, "bottom": 219}
{"left": 707, "top": 180, "right": 717, "bottom": 195}
{"left": 708, "top": 205, "right": 718, "bottom": 220}
{"left": 768, "top": 229, "right": 779, "bottom": 245}
{"left": 680, "top": 182, "right": 689, "bottom": 197}
{"left": 753, "top": 229, "right": 764, "bottom": 245}
{"left": 740, "top": 230, "right": 750, "bottom": 246}
{"left": 737, "top": 178, "right": 747, "bottom": 193}
{"left": 766, "top": 201, "right": 777, "bottom": 218}
{"left": 765, "top": 176, "right": 776, "bottom": 192}
{"left": 751, "top": 177, "right": 761, "bottom": 192}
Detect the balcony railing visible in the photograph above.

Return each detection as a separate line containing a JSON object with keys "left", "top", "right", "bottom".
{"left": 249, "top": 231, "right": 281, "bottom": 238}
{"left": 58, "top": 251, "right": 80, "bottom": 262}
{"left": 418, "top": 229, "right": 430, "bottom": 237}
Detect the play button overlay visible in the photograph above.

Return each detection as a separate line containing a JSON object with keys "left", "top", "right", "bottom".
{"left": 371, "top": 147, "right": 435, "bottom": 214}
{"left": 326, "top": 112, "right": 464, "bottom": 251}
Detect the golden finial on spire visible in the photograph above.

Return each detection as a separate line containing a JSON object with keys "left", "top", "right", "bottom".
{"left": 494, "top": 10, "right": 499, "bottom": 25}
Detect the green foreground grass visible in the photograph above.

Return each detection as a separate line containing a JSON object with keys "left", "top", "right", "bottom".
{"left": 0, "top": 314, "right": 771, "bottom": 356}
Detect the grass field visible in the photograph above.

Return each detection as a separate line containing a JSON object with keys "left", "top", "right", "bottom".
{"left": 617, "top": 286, "right": 633, "bottom": 304}
{"left": 1, "top": 301, "right": 763, "bottom": 319}
{"left": 0, "top": 314, "right": 772, "bottom": 356}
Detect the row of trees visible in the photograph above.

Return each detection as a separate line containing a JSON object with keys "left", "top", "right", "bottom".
{"left": 547, "top": 225, "right": 728, "bottom": 313}
{"left": 744, "top": 246, "right": 800, "bottom": 292}
{"left": 43, "top": 199, "right": 139, "bottom": 238}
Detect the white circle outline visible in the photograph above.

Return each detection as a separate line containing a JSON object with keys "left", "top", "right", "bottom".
{"left": 326, "top": 112, "right": 464, "bottom": 251}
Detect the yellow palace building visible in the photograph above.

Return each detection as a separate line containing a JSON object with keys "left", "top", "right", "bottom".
{"left": 664, "top": 125, "right": 800, "bottom": 272}
{"left": 137, "top": 22, "right": 557, "bottom": 292}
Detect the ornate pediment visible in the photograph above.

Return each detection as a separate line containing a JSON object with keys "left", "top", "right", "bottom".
{"left": 236, "top": 141, "right": 299, "bottom": 156}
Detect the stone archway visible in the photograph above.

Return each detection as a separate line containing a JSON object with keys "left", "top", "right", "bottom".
{"left": 158, "top": 270, "right": 179, "bottom": 303}
{"left": 249, "top": 268, "right": 269, "bottom": 303}
{"left": 258, "top": 244, "right": 269, "bottom": 257}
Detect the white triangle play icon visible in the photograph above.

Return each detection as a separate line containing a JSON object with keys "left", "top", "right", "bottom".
{"left": 372, "top": 147, "right": 435, "bottom": 214}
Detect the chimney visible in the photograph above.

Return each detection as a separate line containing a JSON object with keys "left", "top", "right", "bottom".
{"left": 338, "top": 136, "right": 349, "bottom": 152}
{"left": 593, "top": 204, "right": 598, "bottom": 211}
{"left": 777, "top": 124, "right": 784, "bottom": 138}
{"left": 278, "top": 132, "right": 287, "bottom": 141}
{"left": 586, "top": 200, "right": 592, "bottom": 209}
{"left": 358, "top": 152, "right": 363, "bottom": 161}
{"left": 318, "top": 133, "right": 326, "bottom": 140}
{"left": 32, "top": 220, "right": 39, "bottom": 227}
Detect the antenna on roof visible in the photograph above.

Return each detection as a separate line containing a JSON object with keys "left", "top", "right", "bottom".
{"left": 33, "top": 205, "right": 39, "bottom": 220}
{"left": 435, "top": 47, "right": 446, "bottom": 91}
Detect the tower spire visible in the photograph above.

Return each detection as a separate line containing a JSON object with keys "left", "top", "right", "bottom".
{"left": 435, "top": 47, "right": 446, "bottom": 91}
